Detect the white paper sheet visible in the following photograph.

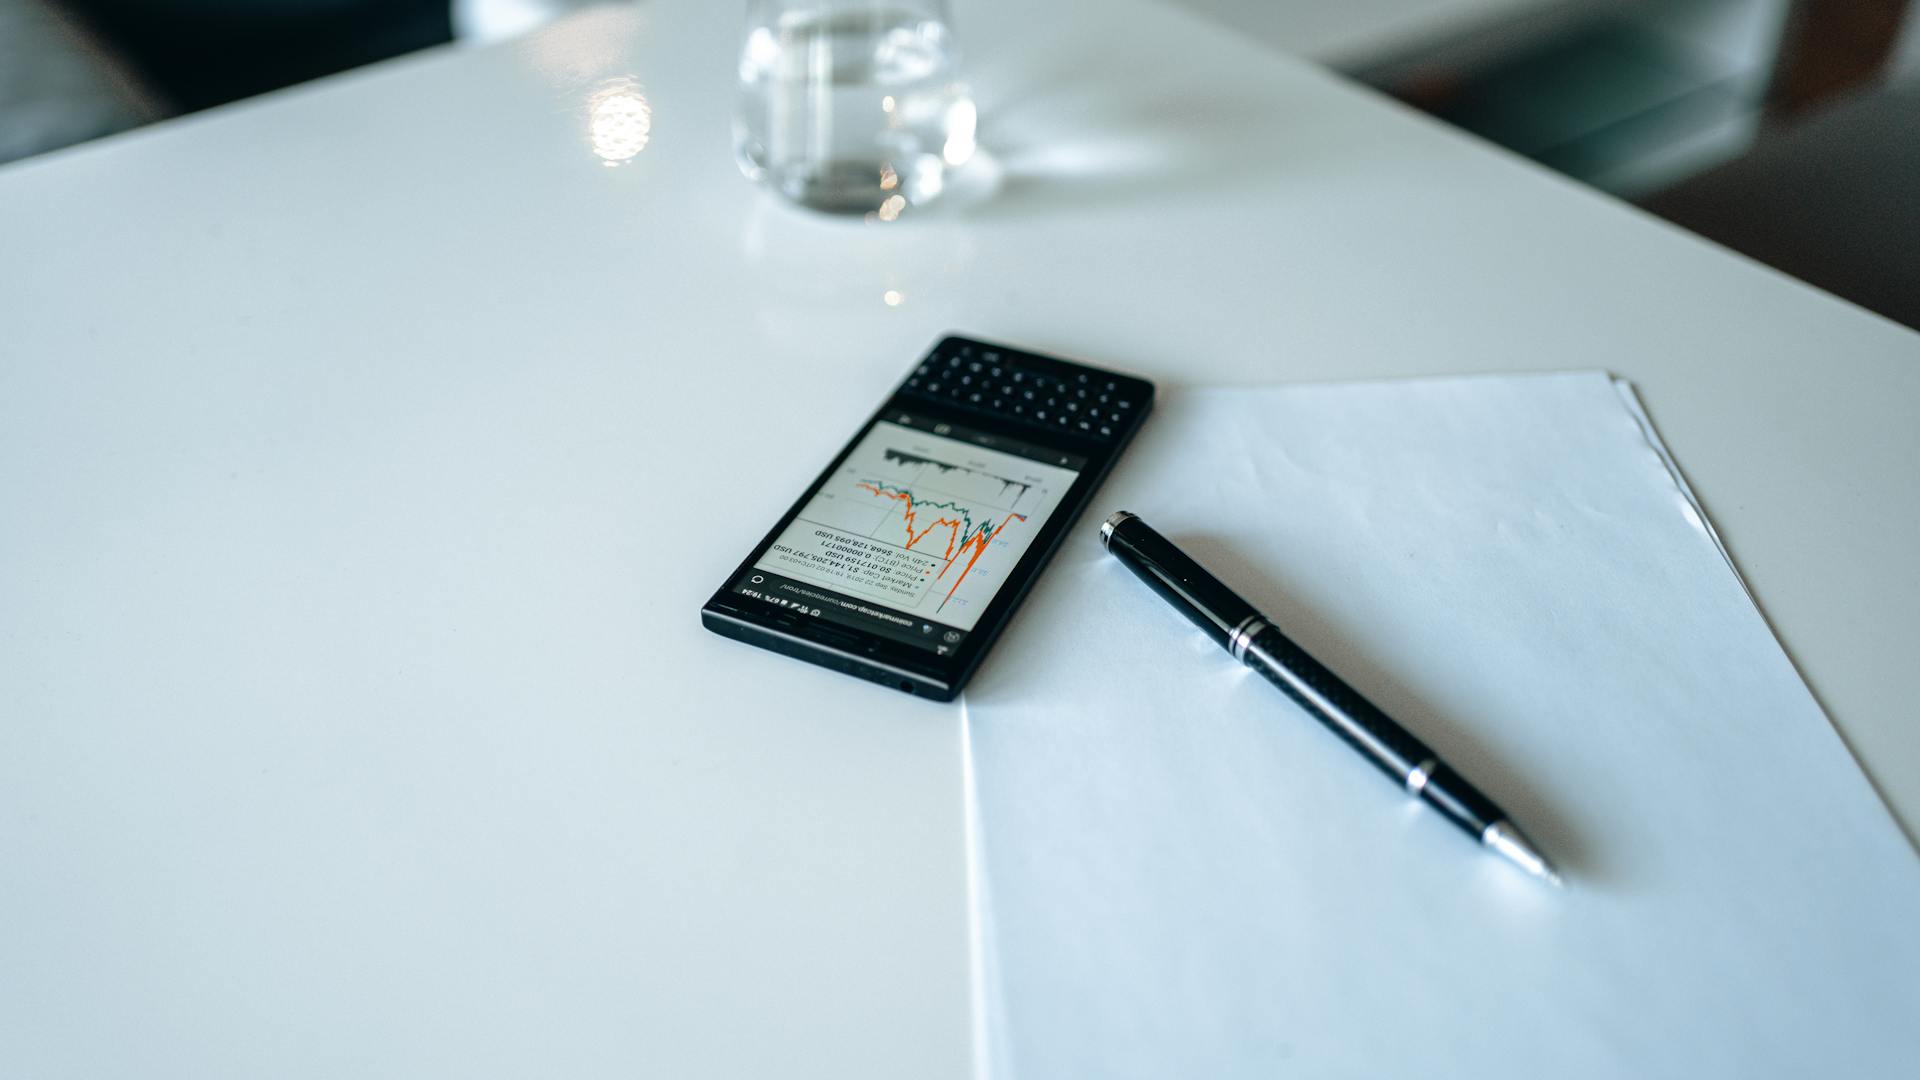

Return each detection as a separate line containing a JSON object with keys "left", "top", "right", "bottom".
{"left": 963, "top": 373, "right": 1920, "bottom": 1079}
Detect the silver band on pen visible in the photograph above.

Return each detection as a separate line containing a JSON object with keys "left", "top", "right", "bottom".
{"left": 1228, "top": 615, "right": 1266, "bottom": 662}
{"left": 1405, "top": 757, "right": 1438, "bottom": 796}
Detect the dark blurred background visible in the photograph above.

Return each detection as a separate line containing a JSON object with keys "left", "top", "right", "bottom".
{"left": 2, "top": 0, "right": 1913, "bottom": 327}
{"left": 1366, "top": 0, "right": 1918, "bottom": 328}
{"left": 67, "top": 0, "right": 451, "bottom": 111}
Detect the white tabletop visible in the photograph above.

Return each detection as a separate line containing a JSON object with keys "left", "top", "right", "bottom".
{"left": 3, "top": 1, "right": 1915, "bottom": 1075}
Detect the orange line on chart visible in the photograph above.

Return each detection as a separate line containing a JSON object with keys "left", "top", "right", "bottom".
{"left": 856, "top": 482, "right": 1027, "bottom": 610}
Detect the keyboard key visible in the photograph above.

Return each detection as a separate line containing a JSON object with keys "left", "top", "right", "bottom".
{"left": 900, "top": 347, "right": 1140, "bottom": 443}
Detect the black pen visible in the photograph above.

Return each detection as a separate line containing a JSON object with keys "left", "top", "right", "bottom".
{"left": 1099, "top": 511, "right": 1561, "bottom": 885}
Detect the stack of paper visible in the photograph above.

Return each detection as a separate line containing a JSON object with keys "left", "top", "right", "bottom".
{"left": 963, "top": 373, "right": 1920, "bottom": 1078}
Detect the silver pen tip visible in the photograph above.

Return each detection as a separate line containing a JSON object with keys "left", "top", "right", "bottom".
{"left": 1099, "top": 511, "right": 1134, "bottom": 549}
{"left": 1482, "top": 821, "right": 1562, "bottom": 886}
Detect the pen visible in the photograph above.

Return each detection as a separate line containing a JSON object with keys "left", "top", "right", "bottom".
{"left": 1098, "top": 511, "right": 1561, "bottom": 885}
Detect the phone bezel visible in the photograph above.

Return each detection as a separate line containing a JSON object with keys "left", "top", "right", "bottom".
{"left": 701, "top": 337, "right": 1153, "bottom": 700}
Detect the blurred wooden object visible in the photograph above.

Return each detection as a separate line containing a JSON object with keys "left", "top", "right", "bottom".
{"left": 1763, "top": 0, "right": 1911, "bottom": 117}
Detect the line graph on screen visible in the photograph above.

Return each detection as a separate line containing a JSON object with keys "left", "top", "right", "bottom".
{"left": 757, "top": 421, "right": 1080, "bottom": 630}
{"left": 854, "top": 480, "right": 1027, "bottom": 610}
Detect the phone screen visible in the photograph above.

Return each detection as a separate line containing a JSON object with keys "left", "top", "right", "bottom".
{"left": 726, "top": 408, "right": 1086, "bottom": 657}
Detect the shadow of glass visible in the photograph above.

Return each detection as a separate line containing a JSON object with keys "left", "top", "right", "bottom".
{"left": 934, "top": 79, "right": 1325, "bottom": 222}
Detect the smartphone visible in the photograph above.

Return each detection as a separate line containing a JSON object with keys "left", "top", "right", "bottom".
{"left": 701, "top": 335, "right": 1155, "bottom": 700}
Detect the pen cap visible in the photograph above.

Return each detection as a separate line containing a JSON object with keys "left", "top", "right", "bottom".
{"left": 1099, "top": 511, "right": 1262, "bottom": 650}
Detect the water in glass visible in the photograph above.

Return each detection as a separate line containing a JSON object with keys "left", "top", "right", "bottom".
{"left": 735, "top": 1, "right": 976, "bottom": 214}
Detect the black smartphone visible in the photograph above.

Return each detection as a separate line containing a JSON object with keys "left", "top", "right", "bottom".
{"left": 701, "top": 335, "right": 1154, "bottom": 701}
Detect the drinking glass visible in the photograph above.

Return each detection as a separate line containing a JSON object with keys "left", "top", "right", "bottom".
{"left": 734, "top": 0, "right": 977, "bottom": 214}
